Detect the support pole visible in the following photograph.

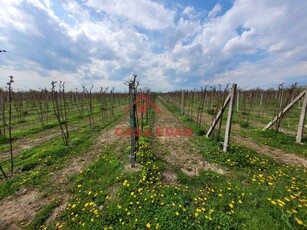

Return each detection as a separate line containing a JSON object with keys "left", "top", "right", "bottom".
{"left": 296, "top": 87, "right": 307, "bottom": 144}
{"left": 223, "top": 84, "right": 237, "bottom": 153}
{"left": 128, "top": 76, "right": 137, "bottom": 168}
{"left": 263, "top": 91, "right": 306, "bottom": 131}
{"left": 1, "top": 95, "right": 5, "bottom": 135}
{"left": 236, "top": 91, "right": 239, "bottom": 112}
{"left": 181, "top": 90, "right": 185, "bottom": 115}
{"left": 206, "top": 93, "right": 231, "bottom": 138}
{"left": 110, "top": 88, "right": 114, "bottom": 120}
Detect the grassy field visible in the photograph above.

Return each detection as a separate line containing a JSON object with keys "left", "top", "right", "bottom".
{"left": 0, "top": 93, "right": 306, "bottom": 229}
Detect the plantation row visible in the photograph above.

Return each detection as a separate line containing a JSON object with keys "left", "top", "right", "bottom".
{"left": 164, "top": 84, "right": 306, "bottom": 134}
{"left": 0, "top": 78, "right": 306, "bottom": 229}
{"left": 0, "top": 78, "right": 134, "bottom": 180}
{"left": 34, "top": 97, "right": 306, "bottom": 229}
{"left": 162, "top": 85, "right": 307, "bottom": 159}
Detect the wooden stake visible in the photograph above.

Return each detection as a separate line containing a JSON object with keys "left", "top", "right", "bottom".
{"left": 236, "top": 91, "right": 239, "bottom": 112}
{"left": 181, "top": 90, "right": 185, "bottom": 115}
{"left": 1, "top": 95, "right": 5, "bottom": 135}
{"left": 296, "top": 87, "right": 307, "bottom": 143}
{"left": 128, "top": 76, "right": 137, "bottom": 168}
{"left": 110, "top": 88, "right": 114, "bottom": 120}
{"left": 258, "top": 93, "right": 263, "bottom": 116}
{"left": 263, "top": 90, "right": 306, "bottom": 131}
{"left": 223, "top": 84, "right": 237, "bottom": 153}
{"left": 206, "top": 93, "right": 231, "bottom": 138}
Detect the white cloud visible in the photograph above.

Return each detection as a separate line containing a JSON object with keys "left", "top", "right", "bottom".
{"left": 223, "top": 28, "right": 257, "bottom": 55}
{"left": 0, "top": 1, "right": 37, "bottom": 34}
{"left": 183, "top": 0, "right": 307, "bottom": 88}
{"left": 83, "top": 0, "right": 175, "bottom": 30}
{"left": 0, "top": 0, "right": 307, "bottom": 92}
{"left": 183, "top": 6, "right": 193, "bottom": 16}
{"left": 208, "top": 3, "right": 222, "bottom": 18}
{"left": 201, "top": 59, "right": 307, "bottom": 89}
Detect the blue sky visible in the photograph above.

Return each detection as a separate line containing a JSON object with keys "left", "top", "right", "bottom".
{"left": 0, "top": 0, "right": 306, "bottom": 91}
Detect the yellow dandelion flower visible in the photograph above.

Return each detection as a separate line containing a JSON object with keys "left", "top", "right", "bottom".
{"left": 71, "top": 204, "right": 76, "bottom": 208}
{"left": 146, "top": 223, "right": 151, "bottom": 228}
{"left": 88, "top": 191, "right": 92, "bottom": 195}
{"left": 229, "top": 204, "right": 234, "bottom": 209}
{"left": 271, "top": 201, "right": 276, "bottom": 205}
{"left": 77, "top": 184, "right": 82, "bottom": 188}
{"left": 175, "top": 212, "right": 179, "bottom": 216}
{"left": 295, "top": 217, "right": 303, "bottom": 225}
{"left": 195, "top": 213, "right": 199, "bottom": 217}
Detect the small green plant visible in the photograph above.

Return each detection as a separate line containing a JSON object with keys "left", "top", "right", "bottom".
{"left": 197, "top": 128, "right": 206, "bottom": 136}
{"left": 207, "top": 109, "right": 216, "bottom": 115}
{"left": 239, "top": 121, "right": 249, "bottom": 128}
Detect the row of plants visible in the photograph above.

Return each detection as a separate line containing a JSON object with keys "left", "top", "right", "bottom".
{"left": 33, "top": 97, "right": 306, "bottom": 229}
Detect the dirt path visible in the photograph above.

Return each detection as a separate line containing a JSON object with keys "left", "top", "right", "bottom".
{"left": 152, "top": 100, "right": 227, "bottom": 185}
{"left": 0, "top": 114, "right": 130, "bottom": 230}
{"left": 232, "top": 135, "right": 307, "bottom": 168}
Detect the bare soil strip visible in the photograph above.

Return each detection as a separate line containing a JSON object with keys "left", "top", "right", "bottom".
{"left": 0, "top": 189, "right": 42, "bottom": 230}
{"left": 152, "top": 100, "right": 227, "bottom": 185}
{"left": 232, "top": 135, "right": 307, "bottom": 168}
{"left": 0, "top": 114, "right": 129, "bottom": 230}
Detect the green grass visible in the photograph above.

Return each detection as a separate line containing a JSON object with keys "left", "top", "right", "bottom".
{"left": 39, "top": 98, "right": 306, "bottom": 229}
{"left": 2, "top": 96, "right": 306, "bottom": 229}
{"left": 165, "top": 95, "right": 306, "bottom": 159}
{"left": 25, "top": 198, "right": 62, "bottom": 230}
{"left": 162, "top": 97, "right": 307, "bottom": 229}
{"left": 0, "top": 112, "right": 123, "bottom": 200}
{"left": 239, "top": 128, "right": 307, "bottom": 158}
{"left": 46, "top": 129, "right": 307, "bottom": 229}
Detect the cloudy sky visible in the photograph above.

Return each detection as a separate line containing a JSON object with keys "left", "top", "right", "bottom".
{"left": 0, "top": 0, "right": 306, "bottom": 91}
